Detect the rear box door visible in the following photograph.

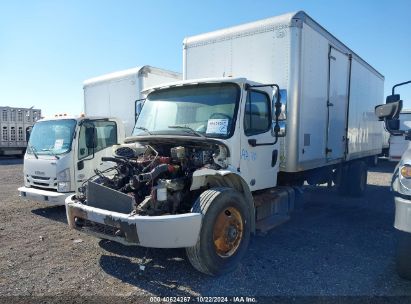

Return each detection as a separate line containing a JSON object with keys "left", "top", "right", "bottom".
{"left": 326, "top": 47, "right": 350, "bottom": 161}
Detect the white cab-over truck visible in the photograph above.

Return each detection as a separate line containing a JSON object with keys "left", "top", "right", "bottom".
{"left": 388, "top": 110, "right": 411, "bottom": 162}
{"left": 375, "top": 80, "right": 411, "bottom": 280}
{"left": 18, "top": 66, "right": 181, "bottom": 205}
{"left": 66, "top": 12, "right": 384, "bottom": 275}
{"left": 0, "top": 107, "right": 41, "bottom": 156}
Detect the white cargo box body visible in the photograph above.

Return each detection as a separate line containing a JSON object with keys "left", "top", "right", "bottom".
{"left": 183, "top": 11, "right": 384, "bottom": 172}
{"left": 83, "top": 66, "right": 181, "bottom": 136}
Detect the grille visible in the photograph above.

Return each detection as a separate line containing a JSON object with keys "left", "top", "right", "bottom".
{"left": 28, "top": 175, "right": 57, "bottom": 190}
{"left": 33, "top": 181, "right": 50, "bottom": 187}
{"left": 31, "top": 175, "right": 49, "bottom": 180}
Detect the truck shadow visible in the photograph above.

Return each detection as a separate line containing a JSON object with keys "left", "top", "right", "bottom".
{"left": 0, "top": 156, "right": 23, "bottom": 165}
{"left": 31, "top": 205, "right": 67, "bottom": 224}
{"left": 100, "top": 256, "right": 197, "bottom": 297}
{"left": 98, "top": 243, "right": 206, "bottom": 296}
{"left": 97, "top": 182, "right": 411, "bottom": 296}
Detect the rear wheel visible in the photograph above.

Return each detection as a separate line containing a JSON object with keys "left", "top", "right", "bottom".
{"left": 336, "top": 161, "right": 367, "bottom": 197}
{"left": 397, "top": 231, "right": 411, "bottom": 280}
{"left": 186, "top": 187, "right": 251, "bottom": 276}
{"left": 367, "top": 155, "right": 378, "bottom": 167}
{"left": 336, "top": 164, "right": 349, "bottom": 195}
{"left": 347, "top": 161, "right": 368, "bottom": 197}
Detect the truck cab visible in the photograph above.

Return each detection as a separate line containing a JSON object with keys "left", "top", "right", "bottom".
{"left": 375, "top": 80, "right": 411, "bottom": 280}
{"left": 388, "top": 110, "right": 411, "bottom": 161}
{"left": 66, "top": 77, "right": 287, "bottom": 275}
{"left": 19, "top": 116, "right": 125, "bottom": 205}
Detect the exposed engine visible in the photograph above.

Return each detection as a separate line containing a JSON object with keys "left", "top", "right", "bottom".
{"left": 78, "top": 141, "right": 228, "bottom": 216}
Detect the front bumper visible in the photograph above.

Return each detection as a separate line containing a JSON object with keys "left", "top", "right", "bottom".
{"left": 18, "top": 186, "right": 72, "bottom": 206}
{"left": 65, "top": 195, "right": 202, "bottom": 248}
{"left": 394, "top": 195, "right": 411, "bottom": 233}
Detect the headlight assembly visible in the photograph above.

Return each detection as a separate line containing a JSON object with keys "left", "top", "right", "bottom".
{"left": 399, "top": 164, "right": 411, "bottom": 193}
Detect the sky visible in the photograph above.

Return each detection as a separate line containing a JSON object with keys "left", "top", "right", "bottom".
{"left": 1, "top": 0, "right": 411, "bottom": 117}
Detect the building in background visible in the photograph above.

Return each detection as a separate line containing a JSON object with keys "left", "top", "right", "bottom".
{"left": 0, "top": 106, "right": 41, "bottom": 157}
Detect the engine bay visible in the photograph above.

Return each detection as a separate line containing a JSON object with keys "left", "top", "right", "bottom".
{"left": 78, "top": 140, "right": 228, "bottom": 216}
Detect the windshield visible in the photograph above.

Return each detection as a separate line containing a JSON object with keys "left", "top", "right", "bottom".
{"left": 132, "top": 83, "right": 240, "bottom": 139}
{"left": 27, "top": 119, "right": 77, "bottom": 156}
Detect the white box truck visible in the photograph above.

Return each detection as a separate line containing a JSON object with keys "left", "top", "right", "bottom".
{"left": 0, "top": 107, "right": 41, "bottom": 156}
{"left": 84, "top": 66, "right": 182, "bottom": 136}
{"left": 18, "top": 66, "right": 181, "bottom": 205}
{"left": 65, "top": 12, "right": 384, "bottom": 275}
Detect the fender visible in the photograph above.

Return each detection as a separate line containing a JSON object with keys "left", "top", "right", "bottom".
{"left": 191, "top": 168, "right": 256, "bottom": 233}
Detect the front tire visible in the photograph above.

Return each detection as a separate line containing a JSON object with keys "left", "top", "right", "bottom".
{"left": 186, "top": 187, "right": 251, "bottom": 276}
{"left": 397, "top": 231, "right": 411, "bottom": 280}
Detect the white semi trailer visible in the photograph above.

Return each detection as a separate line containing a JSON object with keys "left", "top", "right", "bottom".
{"left": 65, "top": 12, "right": 384, "bottom": 275}
{"left": 0, "top": 107, "right": 41, "bottom": 156}
{"left": 18, "top": 66, "right": 181, "bottom": 205}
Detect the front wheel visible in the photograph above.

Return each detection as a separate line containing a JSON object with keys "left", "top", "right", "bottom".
{"left": 397, "top": 231, "right": 411, "bottom": 280}
{"left": 186, "top": 187, "right": 251, "bottom": 276}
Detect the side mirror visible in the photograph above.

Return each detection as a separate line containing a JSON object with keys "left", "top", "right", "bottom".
{"left": 135, "top": 99, "right": 146, "bottom": 122}
{"left": 277, "top": 121, "right": 286, "bottom": 137}
{"left": 375, "top": 101, "right": 402, "bottom": 121}
{"left": 25, "top": 126, "right": 32, "bottom": 142}
{"left": 386, "top": 119, "right": 400, "bottom": 131}
{"left": 277, "top": 89, "right": 287, "bottom": 120}
{"left": 271, "top": 88, "right": 283, "bottom": 137}
{"left": 85, "top": 125, "right": 97, "bottom": 149}
{"left": 386, "top": 94, "right": 401, "bottom": 104}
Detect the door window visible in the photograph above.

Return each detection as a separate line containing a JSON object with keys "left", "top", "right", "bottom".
{"left": 78, "top": 121, "right": 117, "bottom": 160}
{"left": 244, "top": 90, "right": 271, "bottom": 136}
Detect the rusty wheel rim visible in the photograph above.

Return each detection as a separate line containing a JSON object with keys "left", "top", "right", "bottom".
{"left": 213, "top": 206, "right": 244, "bottom": 258}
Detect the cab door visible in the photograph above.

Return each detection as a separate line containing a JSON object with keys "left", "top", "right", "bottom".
{"left": 239, "top": 88, "right": 279, "bottom": 191}
{"left": 75, "top": 119, "right": 119, "bottom": 190}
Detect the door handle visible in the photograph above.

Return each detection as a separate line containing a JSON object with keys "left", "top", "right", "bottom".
{"left": 271, "top": 150, "right": 278, "bottom": 167}
{"left": 77, "top": 161, "right": 84, "bottom": 170}
{"left": 248, "top": 139, "right": 276, "bottom": 147}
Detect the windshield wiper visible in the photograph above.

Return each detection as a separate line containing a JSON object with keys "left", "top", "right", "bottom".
{"left": 134, "top": 126, "right": 152, "bottom": 135}
{"left": 29, "top": 145, "right": 38, "bottom": 159}
{"left": 41, "top": 149, "right": 60, "bottom": 160}
{"left": 168, "top": 125, "right": 205, "bottom": 138}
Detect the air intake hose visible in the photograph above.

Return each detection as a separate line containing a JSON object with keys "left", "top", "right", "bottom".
{"left": 137, "top": 164, "right": 169, "bottom": 182}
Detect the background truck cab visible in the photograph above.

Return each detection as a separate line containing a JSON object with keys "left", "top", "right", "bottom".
{"left": 375, "top": 80, "right": 411, "bottom": 280}
{"left": 19, "top": 116, "right": 124, "bottom": 205}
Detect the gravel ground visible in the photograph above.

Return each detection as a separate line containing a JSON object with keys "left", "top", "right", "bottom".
{"left": 1, "top": 157, "right": 411, "bottom": 299}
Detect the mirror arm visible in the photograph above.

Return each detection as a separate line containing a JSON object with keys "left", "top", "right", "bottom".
{"left": 392, "top": 80, "right": 411, "bottom": 95}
